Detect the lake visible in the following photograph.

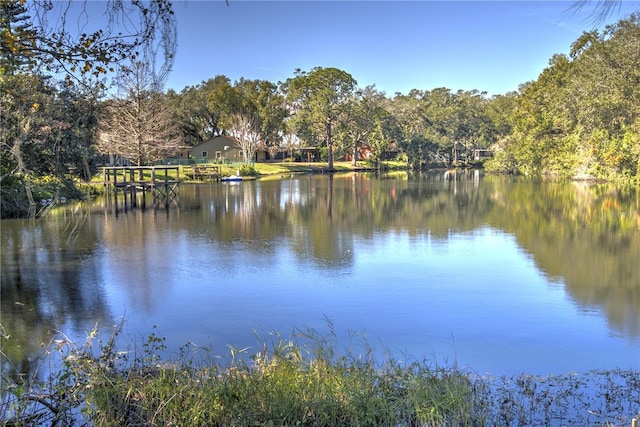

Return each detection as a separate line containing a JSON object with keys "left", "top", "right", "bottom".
{"left": 1, "top": 170, "right": 639, "bottom": 377}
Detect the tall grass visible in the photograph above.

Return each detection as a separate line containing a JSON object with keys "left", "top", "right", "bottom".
{"left": 1, "top": 322, "right": 639, "bottom": 426}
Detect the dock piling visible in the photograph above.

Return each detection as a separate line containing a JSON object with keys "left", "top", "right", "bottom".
{"left": 101, "top": 165, "right": 180, "bottom": 212}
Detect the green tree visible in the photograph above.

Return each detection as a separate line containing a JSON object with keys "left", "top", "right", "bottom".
{"left": 0, "top": 0, "right": 37, "bottom": 74}
{"left": 233, "top": 78, "right": 287, "bottom": 157}
{"left": 567, "top": 14, "right": 640, "bottom": 179}
{"left": 284, "top": 67, "right": 357, "bottom": 171}
{"left": 390, "top": 88, "right": 497, "bottom": 168}
{"left": 451, "top": 90, "right": 495, "bottom": 159}
{"left": 340, "top": 86, "right": 402, "bottom": 167}
{"left": 47, "top": 82, "right": 103, "bottom": 181}
{"left": 420, "top": 89, "right": 494, "bottom": 164}
{"left": 388, "top": 91, "right": 431, "bottom": 168}
{"left": 1, "top": 73, "right": 53, "bottom": 217}
{"left": 337, "top": 86, "right": 386, "bottom": 166}
{"left": 167, "top": 76, "right": 230, "bottom": 146}
{"left": 1, "top": 71, "right": 103, "bottom": 218}
{"left": 492, "top": 14, "right": 640, "bottom": 180}
{"left": 209, "top": 78, "right": 286, "bottom": 164}
{"left": 1, "top": 0, "right": 177, "bottom": 217}
{"left": 486, "top": 92, "right": 517, "bottom": 140}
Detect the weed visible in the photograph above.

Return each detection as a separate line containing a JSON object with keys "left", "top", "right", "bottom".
{"left": 1, "top": 322, "right": 639, "bottom": 426}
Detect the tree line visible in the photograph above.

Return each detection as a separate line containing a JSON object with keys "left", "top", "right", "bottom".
{"left": 2, "top": 0, "right": 639, "bottom": 218}
{"left": 1, "top": 0, "right": 176, "bottom": 217}
{"left": 489, "top": 14, "right": 640, "bottom": 181}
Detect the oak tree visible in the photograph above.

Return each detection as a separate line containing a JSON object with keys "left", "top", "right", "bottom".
{"left": 210, "top": 78, "right": 287, "bottom": 164}
{"left": 284, "top": 67, "right": 357, "bottom": 170}
{"left": 167, "top": 76, "right": 232, "bottom": 147}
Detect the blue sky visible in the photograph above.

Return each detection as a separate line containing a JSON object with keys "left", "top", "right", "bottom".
{"left": 166, "top": 1, "right": 637, "bottom": 96}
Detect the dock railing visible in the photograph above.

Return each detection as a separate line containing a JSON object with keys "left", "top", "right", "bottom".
{"left": 182, "top": 164, "right": 221, "bottom": 181}
{"left": 101, "top": 165, "right": 180, "bottom": 210}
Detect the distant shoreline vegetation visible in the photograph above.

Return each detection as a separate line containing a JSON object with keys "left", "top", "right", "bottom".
{"left": 4, "top": 5, "right": 640, "bottom": 219}
{"left": 1, "top": 323, "right": 638, "bottom": 426}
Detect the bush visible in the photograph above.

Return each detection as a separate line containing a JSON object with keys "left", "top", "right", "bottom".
{"left": 0, "top": 175, "right": 89, "bottom": 218}
{"left": 395, "top": 152, "right": 408, "bottom": 163}
{"left": 319, "top": 147, "right": 328, "bottom": 162}
{"left": 31, "top": 176, "right": 85, "bottom": 201}
{"left": 238, "top": 164, "right": 259, "bottom": 177}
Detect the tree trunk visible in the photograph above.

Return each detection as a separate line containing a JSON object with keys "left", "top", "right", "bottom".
{"left": 11, "top": 140, "right": 37, "bottom": 218}
{"left": 326, "top": 119, "right": 334, "bottom": 171}
{"left": 24, "top": 178, "right": 37, "bottom": 218}
{"left": 82, "top": 151, "right": 92, "bottom": 181}
{"left": 11, "top": 118, "right": 38, "bottom": 217}
{"left": 137, "top": 155, "right": 144, "bottom": 180}
{"left": 352, "top": 141, "right": 358, "bottom": 167}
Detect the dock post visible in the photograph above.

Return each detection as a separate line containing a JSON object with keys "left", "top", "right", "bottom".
{"left": 113, "top": 191, "right": 119, "bottom": 216}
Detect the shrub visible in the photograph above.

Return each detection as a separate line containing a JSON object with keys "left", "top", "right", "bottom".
{"left": 238, "top": 164, "right": 259, "bottom": 177}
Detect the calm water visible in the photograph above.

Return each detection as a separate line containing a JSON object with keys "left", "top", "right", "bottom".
{"left": 1, "top": 171, "right": 639, "bottom": 376}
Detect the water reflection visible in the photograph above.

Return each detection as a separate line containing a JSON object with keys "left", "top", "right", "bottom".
{"left": 1, "top": 213, "right": 112, "bottom": 379}
{"left": 1, "top": 171, "right": 638, "bottom": 377}
{"left": 481, "top": 176, "right": 640, "bottom": 337}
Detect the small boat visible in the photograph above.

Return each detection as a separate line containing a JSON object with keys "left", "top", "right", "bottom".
{"left": 221, "top": 175, "right": 242, "bottom": 182}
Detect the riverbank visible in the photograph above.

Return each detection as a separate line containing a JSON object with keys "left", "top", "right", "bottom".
{"left": 249, "top": 160, "right": 409, "bottom": 175}
{"left": 1, "top": 325, "right": 638, "bottom": 426}
{"left": 135, "top": 160, "right": 408, "bottom": 182}
{"left": 0, "top": 161, "right": 454, "bottom": 218}
{"left": 76, "top": 161, "right": 407, "bottom": 194}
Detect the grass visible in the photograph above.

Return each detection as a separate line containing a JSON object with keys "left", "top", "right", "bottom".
{"left": 90, "top": 160, "right": 408, "bottom": 182}
{"left": 254, "top": 160, "right": 407, "bottom": 175}
{"left": 249, "top": 160, "right": 404, "bottom": 176}
{"left": 1, "top": 323, "right": 639, "bottom": 426}
{"left": 82, "top": 160, "right": 407, "bottom": 197}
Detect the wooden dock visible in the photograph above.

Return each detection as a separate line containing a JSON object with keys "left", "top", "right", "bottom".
{"left": 182, "top": 164, "right": 221, "bottom": 181}
{"left": 101, "top": 166, "right": 180, "bottom": 210}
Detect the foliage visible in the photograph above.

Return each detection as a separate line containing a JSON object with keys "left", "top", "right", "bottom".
{"left": 1, "top": 324, "right": 638, "bottom": 426}
{"left": 1, "top": 0, "right": 176, "bottom": 217}
{"left": 0, "top": 0, "right": 176, "bottom": 86}
{"left": 166, "top": 76, "right": 228, "bottom": 146}
{"left": 238, "top": 164, "right": 259, "bottom": 177}
{"left": 206, "top": 77, "right": 287, "bottom": 164}
{"left": 284, "top": 67, "right": 358, "bottom": 171}
{"left": 0, "top": 72, "right": 101, "bottom": 217}
{"left": 491, "top": 14, "right": 640, "bottom": 181}
{"left": 0, "top": 0, "right": 37, "bottom": 74}
{"left": 3, "top": 4, "right": 640, "bottom": 217}
{"left": 389, "top": 88, "right": 508, "bottom": 169}
{"left": 336, "top": 85, "right": 402, "bottom": 167}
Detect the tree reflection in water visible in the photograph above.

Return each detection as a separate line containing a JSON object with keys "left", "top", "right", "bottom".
{"left": 1, "top": 171, "right": 638, "bottom": 377}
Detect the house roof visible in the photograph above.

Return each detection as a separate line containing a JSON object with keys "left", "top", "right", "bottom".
{"left": 190, "top": 135, "right": 241, "bottom": 150}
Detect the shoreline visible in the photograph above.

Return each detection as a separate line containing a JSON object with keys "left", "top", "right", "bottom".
{"left": 2, "top": 325, "right": 638, "bottom": 426}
